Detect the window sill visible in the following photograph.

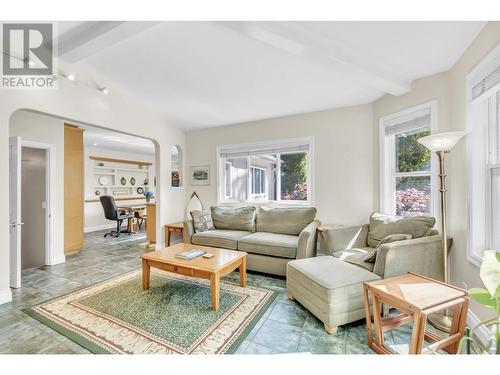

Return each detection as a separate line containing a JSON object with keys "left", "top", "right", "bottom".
{"left": 217, "top": 199, "right": 313, "bottom": 207}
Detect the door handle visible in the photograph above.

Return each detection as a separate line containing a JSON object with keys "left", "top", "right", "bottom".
{"left": 9, "top": 222, "right": 24, "bottom": 227}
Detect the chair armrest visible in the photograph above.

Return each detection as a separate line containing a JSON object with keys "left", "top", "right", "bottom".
{"left": 318, "top": 224, "right": 369, "bottom": 254}
{"left": 373, "top": 235, "right": 452, "bottom": 280}
{"left": 183, "top": 220, "right": 195, "bottom": 244}
{"left": 297, "top": 220, "right": 321, "bottom": 259}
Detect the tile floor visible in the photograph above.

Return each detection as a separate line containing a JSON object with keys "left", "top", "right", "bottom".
{"left": 0, "top": 229, "right": 444, "bottom": 354}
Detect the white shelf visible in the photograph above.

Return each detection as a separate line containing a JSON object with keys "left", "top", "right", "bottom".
{"left": 95, "top": 185, "right": 146, "bottom": 188}
{"left": 94, "top": 166, "right": 149, "bottom": 173}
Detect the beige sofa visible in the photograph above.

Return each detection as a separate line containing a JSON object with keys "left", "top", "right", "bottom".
{"left": 184, "top": 206, "right": 320, "bottom": 276}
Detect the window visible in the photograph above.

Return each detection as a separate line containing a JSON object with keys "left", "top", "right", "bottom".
{"left": 379, "top": 101, "right": 437, "bottom": 217}
{"left": 217, "top": 138, "right": 312, "bottom": 205}
{"left": 467, "top": 43, "right": 500, "bottom": 265}
{"left": 170, "top": 145, "right": 182, "bottom": 187}
{"left": 250, "top": 166, "right": 266, "bottom": 196}
{"left": 490, "top": 93, "right": 500, "bottom": 251}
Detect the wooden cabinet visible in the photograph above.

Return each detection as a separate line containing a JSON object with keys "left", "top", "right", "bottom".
{"left": 146, "top": 202, "right": 156, "bottom": 244}
{"left": 64, "top": 124, "right": 84, "bottom": 253}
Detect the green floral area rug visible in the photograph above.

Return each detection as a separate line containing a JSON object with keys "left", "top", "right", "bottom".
{"left": 23, "top": 269, "right": 278, "bottom": 354}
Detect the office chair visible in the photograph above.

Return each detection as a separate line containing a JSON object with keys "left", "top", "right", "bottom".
{"left": 99, "top": 195, "right": 135, "bottom": 238}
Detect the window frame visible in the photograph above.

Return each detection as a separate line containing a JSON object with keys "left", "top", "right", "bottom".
{"left": 224, "top": 161, "right": 232, "bottom": 199}
{"left": 379, "top": 100, "right": 438, "bottom": 218}
{"left": 466, "top": 42, "right": 500, "bottom": 267}
{"left": 216, "top": 137, "right": 313, "bottom": 206}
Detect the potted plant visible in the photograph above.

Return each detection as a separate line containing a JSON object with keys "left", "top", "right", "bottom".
{"left": 459, "top": 250, "right": 500, "bottom": 354}
{"left": 143, "top": 189, "right": 154, "bottom": 203}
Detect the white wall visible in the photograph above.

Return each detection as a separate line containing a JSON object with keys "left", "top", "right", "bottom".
{"left": 185, "top": 104, "right": 374, "bottom": 225}
{"left": 84, "top": 146, "right": 155, "bottom": 232}
{"left": 10, "top": 110, "right": 65, "bottom": 266}
{"left": 1, "top": 62, "right": 186, "bottom": 304}
{"left": 373, "top": 21, "right": 500, "bottom": 321}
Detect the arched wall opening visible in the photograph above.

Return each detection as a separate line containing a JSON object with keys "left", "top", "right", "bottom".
{"left": 8, "top": 108, "right": 163, "bottom": 287}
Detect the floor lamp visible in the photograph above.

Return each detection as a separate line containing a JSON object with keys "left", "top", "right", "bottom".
{"left": 418, "top": 131, "right": 466, "bottom": 332}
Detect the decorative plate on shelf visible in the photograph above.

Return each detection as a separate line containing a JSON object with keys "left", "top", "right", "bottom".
{"left": 120, "top": 177, "right": 127, "bottom": 185}
{"left": 98, "top": 176, "right": 109, "bottom": 186}
{"left": 95, "top": 190, "right": 101, "bottom": 196}
{"left": 130, "top": 177, "right": 136, "bottom": 186}
{"left": 137, "top": 187, "right": 144, "bottom": 194}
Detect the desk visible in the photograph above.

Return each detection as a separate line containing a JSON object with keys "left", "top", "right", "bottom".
{"left": 117, "top": 204, "right": 146, "bottom": 233}
{"left": 363, "top": 273, "right": 469, "bottom": 354}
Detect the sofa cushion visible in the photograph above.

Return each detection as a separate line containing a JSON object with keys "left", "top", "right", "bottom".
{"left": 211, "top": 206, "right": 256, "bottom": 232}
{"left": 287, "top": 256, "right": 381, "bottom": 302}
{"left": 192, "top": 229, "right": 251, "bottom": 250}
{"left": 256, "top": 206, "right": 316, "bottom": 235}
{"left": 190, "top": 210, "right": 215, "bottom": 233}
{"left": 332, "top": 248, "right": 376, "bottom": 272}
{"left": 367, "top": 212, "right": 436, "bottom": 248}
{"left": 238, "top": 232, "right": 298, "bottom": 259}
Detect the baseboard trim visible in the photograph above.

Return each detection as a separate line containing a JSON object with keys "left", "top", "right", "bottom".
{"left": 0, "top": 288, "right": 12, "bottom": 305}
{"left": 84, "top": 223, "right": 125, "bottom": 233}
{"left": 48, "top": 255, "right": 65, "bottom": 265}
{"left": 467, "top": 309, "right": 493, "bottom": 349}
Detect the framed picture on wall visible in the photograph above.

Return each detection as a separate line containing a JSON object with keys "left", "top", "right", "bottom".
{"left": 190, "top": 165, "right": 210, "bottom": 186}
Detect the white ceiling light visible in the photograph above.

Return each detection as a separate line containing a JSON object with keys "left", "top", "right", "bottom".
{"left": 66, "top": 74, "right": 76, "bottom": 81}
{"left": 99, "top": 87, "right": 109, "bottom": 95}
{"left": 28, "top": 59, "right": 35, "bottom": 67}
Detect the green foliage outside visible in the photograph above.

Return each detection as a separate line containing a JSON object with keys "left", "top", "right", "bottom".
{"left": 280, "top": 153, "right": 307, "bottom": 200}
{"left": 396, "top": 129, "right": 431, "bottom": 173}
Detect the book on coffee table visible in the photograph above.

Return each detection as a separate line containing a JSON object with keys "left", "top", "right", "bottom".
{"left": 175, "top": 249, "right": 207, "bottom": 260}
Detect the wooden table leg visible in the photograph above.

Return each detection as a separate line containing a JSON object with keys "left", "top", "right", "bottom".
{"left": 142, "top": 259, "right": 150, "bottom": 290}
{"left": 363, "top": 284, "right": 373, "bottom": 347}
{"left": 409, "top": 311, "right": 424, "bottom": 354}
{"left": 239, "top": 256, "right": 247, "bottom": 288}
{"left": 211, "top": 272, "right": 220, "bottom": 311}
{"left": 446, "top": 297, "right": 469, "bottom": 353}
{"left": 166, "top": 227, "right": 171, "bottom": 246}
{"left": 372, "top": 295, "right": 384, "bottom": 347}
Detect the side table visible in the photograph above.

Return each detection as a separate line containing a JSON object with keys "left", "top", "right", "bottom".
{"left": 165, "top": 222, "right": 184, "bottom": 246}
{"left": 363, "top": 272, "right": 469, "bottom": 354}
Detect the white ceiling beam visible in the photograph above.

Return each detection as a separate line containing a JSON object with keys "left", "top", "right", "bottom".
{"left": 217, "top": 21, "right": 412, "bottom": 96}
{"left": 59, "top": 21, "right": 161, "bottom": 63}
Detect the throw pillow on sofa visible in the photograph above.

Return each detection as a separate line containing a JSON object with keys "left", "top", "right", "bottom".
{"left": 190, "top": 210, "right": 215, "bottom": 233}
{"left": 363, "top": 233, "right": 413, "bottom": 262}
{"left": 210, "top": 206, "right": 256, "bottom": 232}
{"left": 367, "top": 212, "right": 435, "bottom": 248}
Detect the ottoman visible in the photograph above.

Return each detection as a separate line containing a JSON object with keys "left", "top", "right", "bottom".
{"left": 287, "top": 256, "right": 381, "bottom": 334}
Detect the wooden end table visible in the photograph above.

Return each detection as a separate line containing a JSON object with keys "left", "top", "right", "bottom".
{"left": 165, "top": 222, "right": 184, "bottom": 246}
{"left": 363, "top": 273, "right": 469, "bottom": 354}
{"left": 141, "top": 243, "right": 247, "bottom": 311}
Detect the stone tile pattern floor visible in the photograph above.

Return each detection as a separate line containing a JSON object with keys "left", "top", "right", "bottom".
{"left": 0, "top": 229, "right": 430, "bottom": 354}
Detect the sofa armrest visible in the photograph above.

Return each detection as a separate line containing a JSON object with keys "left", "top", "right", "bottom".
{"left": 183, "top": 220, "right": 195, "bottom": 244}
{"left": 297, "top": 220, "right": 321, "bottom": 259}
{"left": 373, "top": 235, "right": 451, "bottom": 280}
{"left": 318, "top": 224, "right": 369, "bottom": 254}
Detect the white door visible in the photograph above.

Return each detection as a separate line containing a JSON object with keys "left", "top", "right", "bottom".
{"left": 9, "top": 136, "right": 22, "bottom": 288}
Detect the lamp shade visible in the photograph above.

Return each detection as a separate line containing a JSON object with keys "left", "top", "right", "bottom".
{"left": 417, "top": 131, "right": 466, "bottom": 152}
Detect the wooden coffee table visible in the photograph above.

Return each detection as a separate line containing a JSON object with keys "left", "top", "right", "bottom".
{"left": 141, "top": 243, "right": 247, "bottom": 311}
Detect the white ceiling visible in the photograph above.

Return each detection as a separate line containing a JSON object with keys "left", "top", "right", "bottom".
{"left": 83, "top": 126, "right": 155, "bottom": 155}
{"left": 57, "top": 21, "right": 486, "bottom": 131}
